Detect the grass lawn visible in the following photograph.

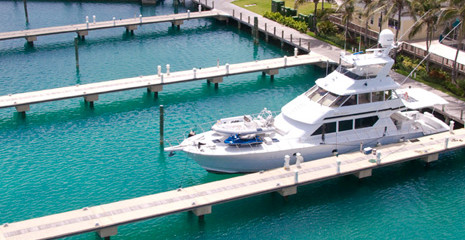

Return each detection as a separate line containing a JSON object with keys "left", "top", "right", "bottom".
{"left": 231, "top": 0, "right": 334, "bottom": 15}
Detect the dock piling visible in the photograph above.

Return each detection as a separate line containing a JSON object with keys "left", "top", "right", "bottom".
{"left": 450, "top": 121, "right": 455, "bottom": 133}
{"left": 160, "top": 105, "right": 164, "bottom": 145}
{"left": 294, "top": 48, "right": 298, "bottom": 57}
{"left": 253, "top": 17, "right": 259, "bottom": 44}
{"left": 74, "top": 38, "right": 79, "bottom": 69}
{"left": 326, "top": 60, "right": 329, "bottom": 76}
{"left": 198, "top": 4, "right": 202, "bottom": 12}
{"left": 113, "top": 17, "right": 116, "bottom": 26}
{"left": 158, "top": 65, "right": 161, "bottom": 76}
{"left": 336, "top": 159, "right": 341, "bottom": 173}
{"left": 93, "top": 15, "right": 96, "bottom": 24}
{"left": 265, "top": 23, "right": 268, "bottom": 42}
{"left": 166, "top": 64, "right": 170, "bottom": 75}
{"left": 23, "top": 0, "right": 29, "bottom": 24}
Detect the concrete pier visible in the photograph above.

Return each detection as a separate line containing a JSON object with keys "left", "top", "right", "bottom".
{"left": 0, "top": 54, "right": 334, "bottom": 113}
{"left": 1, "top": 128, "right": 464, "bottom": 239}
{"left": 0, "top": 10, "right": 229, "bottom": 43}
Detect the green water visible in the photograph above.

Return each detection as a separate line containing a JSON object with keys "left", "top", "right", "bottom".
{"left": 1, "top": 1, "right": 465, "bottom": 239}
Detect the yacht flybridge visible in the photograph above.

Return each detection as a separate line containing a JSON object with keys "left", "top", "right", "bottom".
{"left": 165, "top": 30, "right": 449, "bottom": 173}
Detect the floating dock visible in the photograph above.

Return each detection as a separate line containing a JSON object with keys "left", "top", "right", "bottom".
{"left": 0, "top": 53, "right": 334, "bottom": 113}
{"left": 0, "top": 10, "right": 229, "bottom": 44}
{"left": 1, "top": 128, "right": 464, "bottom": 239}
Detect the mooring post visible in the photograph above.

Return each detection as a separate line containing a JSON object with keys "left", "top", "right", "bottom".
{"left": 212, "top": 1, "right": 214, "bottom": 8}
{"left": 23, "top": 0, "right": 29, "bottom": 23}
{"left": 253, "top": 16, "right": 259, "bottom": 44}
{"left": 336, "top": 158, "right": 341, "bottom": 173}
{"left": 461, "top": 109, "right": 464, "bottom": 120}
{"left": 74, "top": 38, "right": 79, "bottom": 69}
{"left": 299, "top": 38, "right": 301, "bottom": 47}
{"left": 265, "top": 23, "right": 268, "bottom": 42}
{"left": 307, "top": 41, "right": 310, "bottom": 52}
{"left": 232, "top": 9, "right": 235, "bottom": 17}
{"left": 326, "top": 60, "right": 329, "bottom": 76}
{"left": 273, "top": 27, "right": 276, "bottom": 36}
{"left": 290, "top": 34, "right": 292, "bottom": 43}
{"left": 160, "top": 105, "right": 164, "bottom": 145}
{"left": 284, "top": 155, "right": 290, "bottom": 170}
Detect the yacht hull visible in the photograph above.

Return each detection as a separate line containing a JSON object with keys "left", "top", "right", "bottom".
{"left": 187, "top": 133, "right": 423, "bottom": 173}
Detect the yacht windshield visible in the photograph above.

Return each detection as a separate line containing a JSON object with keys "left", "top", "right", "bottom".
{"left": 337, "top": 64, "right": 385, "bottom": 79}
{"left": 307, "top": 87, "right": 328, "bottom": 102}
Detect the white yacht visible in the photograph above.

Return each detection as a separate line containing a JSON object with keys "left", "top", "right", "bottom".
{"left": 165, "top": 29, "right": 449, "bottom": 173}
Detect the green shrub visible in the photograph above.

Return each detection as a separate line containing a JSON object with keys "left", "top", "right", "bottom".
{"left": 263, "top": 11, "right": 308, "bottom": 33}
{"left": 317, "top": 21, "right": 337, "bottom": 35}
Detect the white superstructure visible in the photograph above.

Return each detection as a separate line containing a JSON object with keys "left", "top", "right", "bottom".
{"left": 165, "top": 30, "right": 449, "bottom": 173}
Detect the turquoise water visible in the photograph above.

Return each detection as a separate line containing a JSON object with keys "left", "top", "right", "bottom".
{"left": 1, "top": 1, "right": 465, "bottom": 239}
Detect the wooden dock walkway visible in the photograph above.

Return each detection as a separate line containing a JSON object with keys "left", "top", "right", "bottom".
{"left": 0, "top": 10, "right": 229, "bottom": 44}
{"left": 0, "top": 53, "right": 334, "bottom": 113}
{"left": 1, "top": 128, "right": 464, "bottom": 239}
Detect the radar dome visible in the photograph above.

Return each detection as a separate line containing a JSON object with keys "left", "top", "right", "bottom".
{"left": 378, "top": 29, "right": 394, "bottom": 47}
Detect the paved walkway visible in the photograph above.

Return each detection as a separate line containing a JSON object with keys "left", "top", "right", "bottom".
{"left": 198, "top": 0, "right": 343, "bottom": 61}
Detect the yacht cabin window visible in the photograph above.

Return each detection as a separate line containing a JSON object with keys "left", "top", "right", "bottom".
{"left": 311, "top": 122, "right": 336, "bottom": 136}
{"left": 355, "top": 116, "right": 379, "bottom": 129}
{"left": 305, "top": 87, "right": 397, "bottom": 108}
{"left": 342, "top": 95, "right": 357, "bottom": 106}
{"left": 358, "top": 93, "right": 371, "bottom": 104}
{"left": 372, "top": 91, "right": 384, "bottom": 102}
{"left": 338, "top": 119, "right": 353, "bottom": 131}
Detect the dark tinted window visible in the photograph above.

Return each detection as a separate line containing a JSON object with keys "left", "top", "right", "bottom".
{"left": 355, "top": 116, "right": 379, "bottom": 129}
{"left": 312, "top": 122, "right": 337, "bottom": 136}
{"left": 342, "top": 95, "right": 357, "bottom": 106}
{"left": 339, "top": 119, "right": 353, "bottom": 132}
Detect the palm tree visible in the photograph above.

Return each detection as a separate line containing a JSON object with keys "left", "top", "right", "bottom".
{"left": 441, "top": 0, "right": 465, "bottom": 84}
{"left": 337, "top": 0, "right": 356, "bottom": 50}
{"left": 373, "top": 0, "right": 416, "bottom": 41}
{"left": 360, "top": 0, "right": 375, "bottom": 49}
{"left": 408, "top": 0, "right": 441, "bottom": 72}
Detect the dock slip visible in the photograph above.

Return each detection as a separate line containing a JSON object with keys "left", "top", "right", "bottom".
{"left": 1, "top": 129, "right": 464, "bottom": 239}
{"left": 0, "top": 53, "right": 333, "bottom": 113}
{"left": 0, "top": 10, "right": 228, "bottom": 43}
